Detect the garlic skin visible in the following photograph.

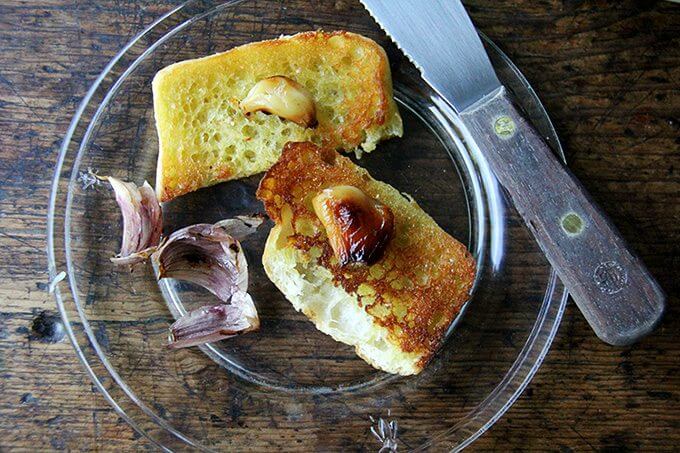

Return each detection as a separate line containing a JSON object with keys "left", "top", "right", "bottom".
{"left": 312, "top": 185, "right": 394, "bottom": 266}
{"left": 240, "top": 76, "right": 317, "bottom": 127}
{"left": 151, "top": 216, "right": 263, "bottom": 302}
{"left": 167, "top": 291, "right": 260, "bottom": 349}
{"left": 102, "top": 175, "right": 264, "bottom": 348}
{"left": 110, "top": 247, "right": 157, "bottom": 266}
{"left": 105, "top": 177, "right": 163, "bottom": 265}
{"left": 158, "top": 216, "right": 264, "bottom": 349}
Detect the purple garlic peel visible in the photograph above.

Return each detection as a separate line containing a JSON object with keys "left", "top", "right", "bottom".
{"left": 230, "top": 290, "right": 260, "bottom": 329}
{"left": 106, "top": 176, "right": 163, "bottom": 265}
{"left": 160, "top": 217, "right": 263, "bottom": 349}
{"left": 152, "top": 216, "right": 263, "bottom": 302}
{"left": 168, "top": 291, "right": 259, "bottom": 349}
{"left": 214, "top": 215, "right": 266, "bottom": 241}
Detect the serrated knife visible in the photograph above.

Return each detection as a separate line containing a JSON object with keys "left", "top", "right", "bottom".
{"left": 360, "top": 0, "right": 665, "bottom": 345}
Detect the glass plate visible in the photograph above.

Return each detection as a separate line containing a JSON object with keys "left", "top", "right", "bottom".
{"left": 48, "top": 1, "right": 567, "bottom": 451}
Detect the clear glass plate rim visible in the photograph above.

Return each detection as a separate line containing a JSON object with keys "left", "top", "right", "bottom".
{"left": 46, "top": 1, "right": 569, "bottom": 450}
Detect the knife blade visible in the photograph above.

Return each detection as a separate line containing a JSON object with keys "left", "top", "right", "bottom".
{"left": 360, "top": 0, "right": 500, "bottom": 112}
{"left": 360, "top": 0, "right": 665, "bottom": 346}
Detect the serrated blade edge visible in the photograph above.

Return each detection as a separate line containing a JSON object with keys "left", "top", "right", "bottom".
{"left": 359, "top": 0, "right": 501, "bottom": 112}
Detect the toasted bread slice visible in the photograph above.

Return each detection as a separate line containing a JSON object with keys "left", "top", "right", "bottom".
{"left": 257, "top": 142, "right": 476, "bottom": 375}
{"left": 153, "top": 31, "right": 403, "bottom": 201}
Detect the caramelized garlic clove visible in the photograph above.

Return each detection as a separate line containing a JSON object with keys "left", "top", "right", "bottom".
{"left": 240, "top": 76, "right": 317, "bottom": 128}
{"left": 312, "top": 185, "right": 394, "bottom": 266}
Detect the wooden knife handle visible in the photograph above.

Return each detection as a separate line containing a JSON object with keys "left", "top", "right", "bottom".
{"left": 460, "top": 88, "right": 665, "bottom": 346}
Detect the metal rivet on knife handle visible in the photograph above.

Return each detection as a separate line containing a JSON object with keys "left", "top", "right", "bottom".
{"left": 493, "top": 116, "right": 516, "bottom": 138}
{"left": 359, "top": 0, "right": 666, "bottom": 346}
{"left": 593, "top": 261, "right": 628, "bottom": 295}
{"left": 561, "top": 212, "right": 585, "bottom": 236}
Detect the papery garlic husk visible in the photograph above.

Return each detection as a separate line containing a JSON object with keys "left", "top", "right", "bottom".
{"left": 168, "top": 291, "right": 260, "bottom": 349}
{"left": 110, "top": 246, "right": 158, "bottom": 266}
{"left": 105, "top": 176, "right": 162, "bottom": 265}
{"left": 151, "top": 215, "right": 263, "bottom": 302}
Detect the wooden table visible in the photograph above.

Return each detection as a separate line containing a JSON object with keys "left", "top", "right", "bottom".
{"left": 1, "top": 0, "right": 677, "bottom": 450}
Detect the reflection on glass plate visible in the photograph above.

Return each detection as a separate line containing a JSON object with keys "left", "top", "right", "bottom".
{"left": 48, "top": 1, "right": 567, "bottom": 450}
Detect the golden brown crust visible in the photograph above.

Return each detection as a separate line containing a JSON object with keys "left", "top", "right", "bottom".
{"left": 153, "top": 30, "right": 400, "bottom": 202}
{"left": 257, "top": 142, "right": 476, "bottom": 367}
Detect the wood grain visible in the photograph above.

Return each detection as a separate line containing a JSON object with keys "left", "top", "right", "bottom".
{"left": 461, "top": 89, "right": 665, "bottom": 347}
{"left": 0, "top": 0, "right": 677, "bottom": 451}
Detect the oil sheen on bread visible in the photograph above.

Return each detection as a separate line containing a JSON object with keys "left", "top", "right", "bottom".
{"left": 257, "top": 142, "right": 476, "bottom": 375}
{"left": 152, "top": 31, "right": 402, "bottom": 201}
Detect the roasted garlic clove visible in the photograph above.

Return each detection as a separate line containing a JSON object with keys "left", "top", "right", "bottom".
{"left": 312, "top": 185, "right": 394, "bottom": 266}
{"left": 240, "top": 76, "right": 317, "bottom": 127}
